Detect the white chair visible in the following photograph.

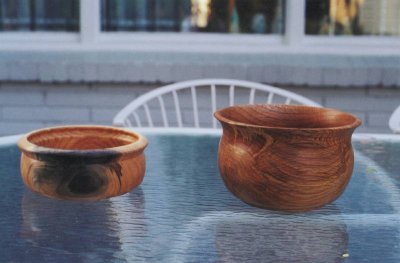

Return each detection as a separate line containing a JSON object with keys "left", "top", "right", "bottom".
{"left": 113, "top": 79, "right": 321, "bottom": 130}
{"left": 389, "top": 105, "right": 400, "bottom": 133}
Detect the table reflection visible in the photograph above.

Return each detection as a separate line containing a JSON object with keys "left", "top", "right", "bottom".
{"left": 167, "top": 204, "right": 348, "bottom": 263}
{"left": 215, "top": 212, "right": 348, "bottom": 262}
{"left": 20, "top": 187, "right": 146, "bottom": 262}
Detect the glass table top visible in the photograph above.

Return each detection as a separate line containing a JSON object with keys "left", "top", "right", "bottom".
{"left": 1, "top": 134, "right": 400, "bottom": 262}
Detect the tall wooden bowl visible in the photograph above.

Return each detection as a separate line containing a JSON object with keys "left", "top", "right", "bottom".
{"left": 18, "top": 125, "right": 148, "bottom": 201}
{"left": 214, "top": 104, "right": 361, "bottom": 212}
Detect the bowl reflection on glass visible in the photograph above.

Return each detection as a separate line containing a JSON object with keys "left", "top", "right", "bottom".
{"left": 215, "top": 212, "right": 348, "bottom": 263}
{"left": 20, "top": 187, "right": 147, "bottom": 262}
{"left": 169, "top": 208, "right": 348, "bottom": 263}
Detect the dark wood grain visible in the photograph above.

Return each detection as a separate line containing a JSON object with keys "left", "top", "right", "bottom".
{"left": 18, "top": 125, "right": 148, "bottom": 201}
{"left": 214, "top": 104, "right": 362, "bottom": 212}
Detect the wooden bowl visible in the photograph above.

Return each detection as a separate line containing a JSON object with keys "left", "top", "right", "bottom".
{"left": 214, "top": 104, "right": 361, "bottom": 212}
{"left": 18, "top": 125, "right": 148, "bottom": 201}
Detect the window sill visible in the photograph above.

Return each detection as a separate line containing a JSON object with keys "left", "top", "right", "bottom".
{"left": 0, "top": 38, "right": 399, "bottom": 87}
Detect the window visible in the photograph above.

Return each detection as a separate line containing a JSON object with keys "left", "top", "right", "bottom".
{"left": 0, "top": 0, "right": 399, "bottom": 47}
{"left": 101, "top": 0, "right": 285, "bottom": 34}
{"left": 306, "top": 0, "right": 400, "bottom": 36}
{"left": 0, "top": 0, "right": 79, "bottom": 31}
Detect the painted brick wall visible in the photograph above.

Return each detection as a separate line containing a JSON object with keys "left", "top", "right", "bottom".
{"left": 2, "top": 51, "right": 400, "bottom": 87}
{"left": 0, "top": 82, "right": 398, "bottom": 135}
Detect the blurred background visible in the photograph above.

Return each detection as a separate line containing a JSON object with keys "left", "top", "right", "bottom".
{"left": 0, "top": 0, "right": 399, "bottom": 135}
{"left": 1, "top": 0, "right": 399, "bottom": 35}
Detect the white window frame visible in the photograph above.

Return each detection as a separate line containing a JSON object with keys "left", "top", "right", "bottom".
{"left": 0, "top": 0, "right": 399, "bottom": 50}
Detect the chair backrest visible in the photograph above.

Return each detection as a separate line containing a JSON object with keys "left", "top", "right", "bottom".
{"left": 113, "top": 79, "right": 321, "bottom": 129}
{"left": 389, "top": 105, "right": 400, "bottom": 133}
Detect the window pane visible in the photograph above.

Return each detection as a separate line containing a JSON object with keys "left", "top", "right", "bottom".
{"left": 306, "top": 0, "right": 400, "bottom": 36}
{"left": 101, "top": 0, "right": 285, "bottom": 34}
{"left": 0, "top": 0, "right": 79, "bottom": 31}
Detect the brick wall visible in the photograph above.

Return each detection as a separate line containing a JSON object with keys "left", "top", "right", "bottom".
{"left": 0, "top": 82, "right": 398, "bottom": 135}
{"left": 284, "top": 86, "right": 400, "bottom": 133}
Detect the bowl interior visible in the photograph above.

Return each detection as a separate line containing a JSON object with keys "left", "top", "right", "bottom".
{"left": 215, "top": 105, "right": 360, "bottom": 129}
{"left": 27, "top": 126, "right": 139, "bottom": 150}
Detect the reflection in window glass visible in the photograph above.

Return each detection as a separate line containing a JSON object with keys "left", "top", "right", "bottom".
{"left": 306, "top": 0, "right": 400, "bottom": 36}
{"left": 0, "top": 0, "right": 79, "bottom": 31}
{"left": 101, "top": 0, "right": 285, "bottom": 34}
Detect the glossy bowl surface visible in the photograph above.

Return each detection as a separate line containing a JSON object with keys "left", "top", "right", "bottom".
{"left": 18, "top": 125, "right": 148, "bottom": 200}
{"left": 214, "top": 104, "right": 361, "bottom": 212}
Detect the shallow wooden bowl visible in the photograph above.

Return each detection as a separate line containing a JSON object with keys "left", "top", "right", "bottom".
{"left": 18, "top": 125, "right": 148, "bottom": 201}
{"left": 214, "top": 104, "right": 361, "bottom": 212}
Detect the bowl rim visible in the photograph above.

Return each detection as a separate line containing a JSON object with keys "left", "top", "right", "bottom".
{"left": 214, "top": 104, "right": 362, "bottom": 131}
{"left": 18, "top": 125, "right": 148, "bottom": 160}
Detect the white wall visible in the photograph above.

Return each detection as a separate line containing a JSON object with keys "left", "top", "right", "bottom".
{"left": 0, "top": 82, "right": 397, "bottom": 135}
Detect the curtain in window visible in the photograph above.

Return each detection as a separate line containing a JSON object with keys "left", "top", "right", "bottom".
{"left": 0, "top": 0, "right": 79, "bottom": 31}
{"left": 101, "top": 0, "right": 191, "bottom": 32}
{"left": 0, "top": 0, "right": 30, "bottom": 30}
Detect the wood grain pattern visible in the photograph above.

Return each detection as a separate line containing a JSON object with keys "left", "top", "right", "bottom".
{"left": 214, "top": 104, "right": 362, "bottom": 212}
{"left": 18, "top": 125, "right": 148, "bottom": 201}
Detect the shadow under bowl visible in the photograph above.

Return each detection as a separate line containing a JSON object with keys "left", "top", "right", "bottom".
{"left": 18, "top": 125, "right": 148, "bottom": 201}
{"left": 214, "top": 104, "right": 361, "bottom": 212}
